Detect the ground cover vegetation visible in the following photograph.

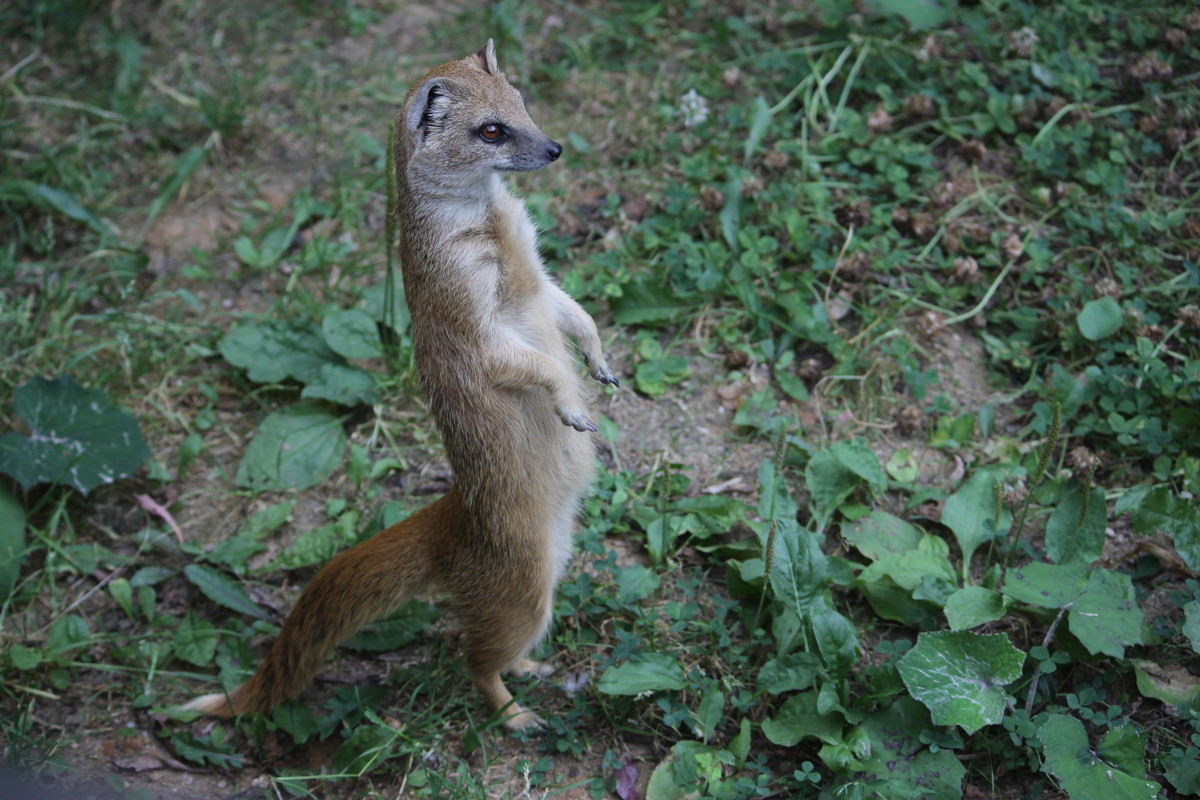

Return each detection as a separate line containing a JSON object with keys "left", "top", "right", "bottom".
{"left": 1, "top": 0, "right": 1199, "bottom": 798}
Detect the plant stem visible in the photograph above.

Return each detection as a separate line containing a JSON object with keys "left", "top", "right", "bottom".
{"left": 1025, "top": 606, "right": 1067, "bottom": 716}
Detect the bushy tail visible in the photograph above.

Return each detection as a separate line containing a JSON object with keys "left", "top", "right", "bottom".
{"left": 181, "top": 489, "right": 460, "bottom": 716}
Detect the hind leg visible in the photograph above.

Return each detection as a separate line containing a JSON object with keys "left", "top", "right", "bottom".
{"left": 461, "top": 591, "right": 555, "bottom": 731}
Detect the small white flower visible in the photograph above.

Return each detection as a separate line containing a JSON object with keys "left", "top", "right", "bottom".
{"left": 1009, "top": 26, "right": 1038, "bottom": 57}
{"left": 679, "top": 88, "right": 709, "bottom": 127}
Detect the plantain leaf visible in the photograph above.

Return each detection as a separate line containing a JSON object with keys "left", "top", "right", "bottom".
{"left": 183, "top": 564, "right": 270, "bottom": 621}
{"left": 597, "top": 654, "right": 686, "bottom": 695}
{"left": 235, "top": 402, "right": 345, "bottom": 491}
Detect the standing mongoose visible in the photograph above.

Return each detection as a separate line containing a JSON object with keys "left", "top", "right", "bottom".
{"left": 184, "top": 40, "right": 617, "bottom": 730}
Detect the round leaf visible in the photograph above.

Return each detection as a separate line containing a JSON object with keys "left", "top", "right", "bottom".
{"left": 897, "top": 630, "right": 1025, "bottom": 733}
{"left": 0, "top": 375, "right": 151, "bottom": 494}
{"left": 322, "top": 308, "right": 383, "bottom": 360}
{"left": 1076, "top": 296, "right": 1123, "bottom": 341}
{"left": 944, "top": 586, "right": 1008, "bottom": 631}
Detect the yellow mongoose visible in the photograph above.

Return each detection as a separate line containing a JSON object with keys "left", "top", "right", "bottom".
{"left": 184, "top": 41, "right": 617, "bottom": 730}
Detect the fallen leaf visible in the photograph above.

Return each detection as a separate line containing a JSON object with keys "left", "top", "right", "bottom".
{"left": 615, "top": 760, "right": 640, "bottom": 800}
{"left": 113, "top": 755, "right": 164, "bottom": 773}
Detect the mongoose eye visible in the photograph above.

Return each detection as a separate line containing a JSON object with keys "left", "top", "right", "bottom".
{"left": 479, "top": 123, "right": 506, "bottom": 142}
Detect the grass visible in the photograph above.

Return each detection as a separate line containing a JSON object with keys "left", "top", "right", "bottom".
{"left": 2, "top": 0, "right": 1200, "bottom": 798}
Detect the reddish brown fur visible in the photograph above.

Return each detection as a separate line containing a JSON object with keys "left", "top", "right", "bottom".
{"left": 183, "top": 41, "right": 615, "bottom": 730}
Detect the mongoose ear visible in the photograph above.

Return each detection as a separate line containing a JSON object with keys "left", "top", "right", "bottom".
{"left": 476, "top": 39, "right": 501, "bottom": 76}
{"left": 406, "top": 79, "right": 452, "bottom": 143}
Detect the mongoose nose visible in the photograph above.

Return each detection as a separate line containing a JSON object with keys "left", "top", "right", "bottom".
{"left": 547, "top": 140, "right": 562, "bottom": 161}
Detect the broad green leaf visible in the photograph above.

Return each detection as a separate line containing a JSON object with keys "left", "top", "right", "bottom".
{"left": 273, "top": 702, "right": 318, "bottom": 745}
{"left": 1045, "top": 488, "right": 1106, "bottom": 566}
{"left": 322, "top": 308, "right": 382, "bottom": 360}
{"left": 729, "top": 718, "right": 751, "bottom": 769}
{"left": 811, "top": 608, "right": 859, "bottom": 678}
{"left": 761, "top": 691, "right": 842, "bottom": 747}
{"left": 768, "top": 519, "right": 829, "bottom": 613}
{"left": 1069, "top": 568, "right": 1143, "bottom": 659}
{"left": 1077, "top": 296, "right": 1124, "bottom": 341}
{"left": 235, "top": 402, "right": 346, "bottom": 491}
{"left": 0, "top": 484, "right": 26, "bottom": 601}
{"left": 858, "top": 576, "right": 941, "bottom": 627}
{"left": 173, "top": 611, "right": 218, "bottom": 666}
{"left": 757, "top": 459, "right": 799, "bottom": 523}
{"left": 0, "top": 375, "right": 151, "bottom": 494}
{"left": 854, "top": 697, "right": 966, "bottom": 798}
{"left": 897, "top": 630, "right": 1025, "bottom": 733}
{"left": 646, "top": 742, "right": 723, "bottom": 800}
{"left": 1098, "top": 725, "right": 1150, "bottom": 778}
{"left": 1184, "top": 600, "right": 1200, "bottom": 654}
{"left": 867, "top": 0, "right": 952, "bottom": 29}
{"left": 842, "top": 510, "right": 923, "bottom": 561}
{"left": 1038, "top": 715, "right": 1160, "bottom": 799}
{"left": 10, "top": 643, "right": 42, "bottom": 670}
{"left": 219, "top": 319, "right": 342, "bottom": 385}
{"left": 183, "top": 564, "right": 270, "bottom": 621}
{"left": 944, "top": 586, "right": 1008, "bottom": 630}
{"left": 597, "top": 654, "right": 686, "bottom": 695}
{"left": 1005, "top": 564, "right": 1142, "bottom": 658}
{"left": 858, "top": 547, "right": 957, "bottom": 591}
{"left": 47, "top": 614, "right": 92, "bottom": 653}
{"left": 233, "top": 236, "right": 261, "bottom": 267}
{"left": 805, "top": 441, "right": 883, "bottom": 523}
{"left": 130, "top": 565, "right": 175, "bottom": 586}
{"left": 301, "top": 363, "right": 380, "bottom": 406}
{"left": 1003, "top": 561, "right": 1089, "bottom": 608}
{"left": 941, "top": 468, "right": 1010, "bottom": 579}
{"left": 236, "top": 500, "right": 296, "bottom": 540}
{"left": 614, "top": 563, "right": 660, "bottom": 603}
{"left": 202, "top": 533, "right": 268, "bottom": 573}
{"left": 828, "top": 440, "right": 886, "bottom": 491}
{"left": 109, "top": 578, "right": 134, "bottom": 618}
{"left": 1161, "top": 750, "right": 1200, "bottom": 795}
{"left": 757, "top": 653, "right": 820, "bottom": 695}
{"left": 695, "top": 684, "right": 724, "bottom": 743}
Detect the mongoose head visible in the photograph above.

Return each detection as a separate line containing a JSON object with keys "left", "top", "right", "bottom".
{"left": 400, "top": 40, "right": 562, "bottom": 186}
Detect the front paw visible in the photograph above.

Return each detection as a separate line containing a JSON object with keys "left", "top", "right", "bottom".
{"left": 582, "top": 352, "right": 620, "bottom": 388}
{"left": 555, "top": 403, "right": 597, "bottom": 433}
{"left": 592, "top": 365, "right": 620, "bottom": 387}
